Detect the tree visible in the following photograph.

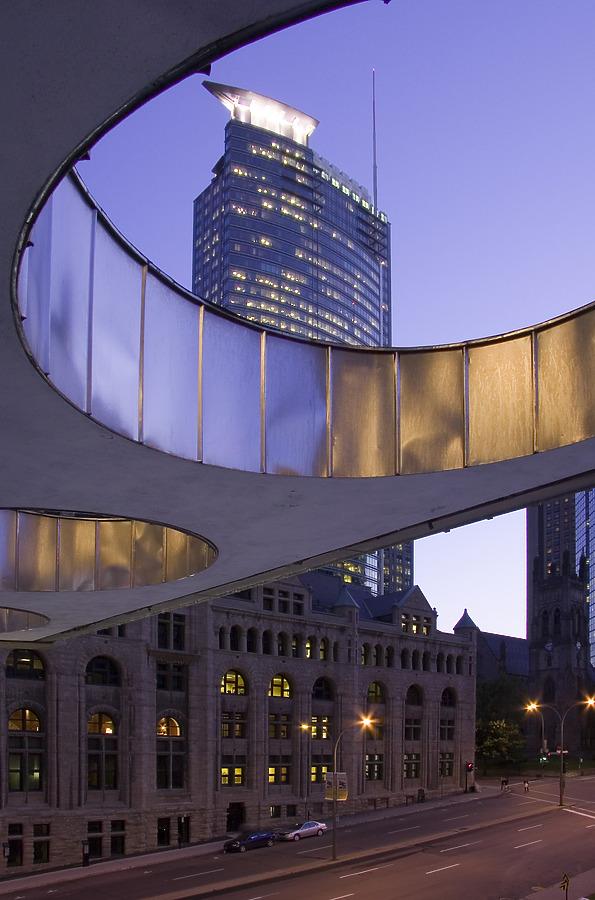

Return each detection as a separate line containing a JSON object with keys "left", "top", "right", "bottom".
{"left": 476, "top": 718, "right": 526, "bottom": 772}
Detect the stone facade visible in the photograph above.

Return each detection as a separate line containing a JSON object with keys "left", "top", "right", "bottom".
{"left": 0, "top": 577, "right": 475, "bottom": 876}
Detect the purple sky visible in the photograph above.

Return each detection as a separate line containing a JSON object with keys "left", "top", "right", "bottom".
{"left": 77, "top": 0, "right": 595, "bottom": 638}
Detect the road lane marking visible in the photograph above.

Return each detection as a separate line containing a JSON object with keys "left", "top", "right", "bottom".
{"left": 518, "top": 824, "right": 543, "bottom": 832}
{"left": 426, "top": 864, "right": 460, "bottom": 874}
{"left": 327, "top": 895, "right": 355, "bottom": 899}
{"left": 340, "top": 864, "right": 393, "bottom": 878}
{"left": 246, "top": 894, "right": 280, "bottom": 900}
{"left": 387, "top": 825, "right": 421, "bottom": 834}
{"left": 440, "top": 840, "right": 482, "bottom": 852}
{"left": 514, "top": 840, "right": 542, "bottom": 848}
{"left": 173, "top": 868, "right": 224, "bottom": 880}
{"left": 443, "top": 815, "right": 469, "bottom": 821}
{"left": 563, "top": 808, "right": 595, "bottom": 820}
{"left": 299, "top": 843, "right": 332, "bottom": 853}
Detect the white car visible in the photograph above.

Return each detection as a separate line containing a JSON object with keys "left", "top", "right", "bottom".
{"left": 276, "top": 821, "right": 327, "bottom": 841}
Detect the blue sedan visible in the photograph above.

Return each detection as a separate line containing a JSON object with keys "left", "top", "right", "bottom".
{"left": 223, "top": 830, "right": 276, "bottom": 853}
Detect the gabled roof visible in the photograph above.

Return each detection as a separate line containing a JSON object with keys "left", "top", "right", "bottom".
{"left": 478, "top": 632, "right": 530, "bottom": 678}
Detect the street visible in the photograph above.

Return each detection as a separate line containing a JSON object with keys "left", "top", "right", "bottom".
{"left": 2, "top": 778, "right": 595, "bottom": 900}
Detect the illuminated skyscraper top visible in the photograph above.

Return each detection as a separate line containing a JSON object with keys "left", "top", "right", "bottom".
{"left": 193, "top": 80, "right": 391, "bottom": 348}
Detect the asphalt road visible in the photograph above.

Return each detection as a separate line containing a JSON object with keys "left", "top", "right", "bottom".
{"left": 3, "top": 777, "right": 595, "bottom": 900}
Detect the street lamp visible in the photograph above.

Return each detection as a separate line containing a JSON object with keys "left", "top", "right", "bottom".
{"left": 331, "top": 717, "right": 371, "bottom": 861}
{"left": 526, "top": 699, "right": 595, "bottom": 806}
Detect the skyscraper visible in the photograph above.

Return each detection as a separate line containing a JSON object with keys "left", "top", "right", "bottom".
{"left": 193, "top": 81, "right": 411, "bottom": 593}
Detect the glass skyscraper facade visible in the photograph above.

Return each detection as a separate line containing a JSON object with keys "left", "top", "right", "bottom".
{"left": 193, "top": 81, "right": 411, "bottom": 594}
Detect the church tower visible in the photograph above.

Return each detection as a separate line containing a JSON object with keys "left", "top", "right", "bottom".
{"left": 528, "top": 550, "right": 594, "bottom": 754}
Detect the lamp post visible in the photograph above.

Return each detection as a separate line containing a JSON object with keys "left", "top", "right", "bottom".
{"left": 526, "top": 699, "right": 594, "bottom": 806}
{"left": 331, "top": 717, "right": 371, "bottom": 861}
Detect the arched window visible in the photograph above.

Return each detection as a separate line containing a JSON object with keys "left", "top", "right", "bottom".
{"left": 368, "top": 681, "right": 385, "bottom": 703}
{"left": 333, "top": 641, "right": 340, "bottom": 663}
{"left": 218, "top": 627, "right": 227, "bottom": 650}
{"left": 374, "top": 644, "right": 383, "bottom": 667}
{"left": 292, "top": 634, "right": 302, "bottom": 658}
{"left": 8, "top": 709, "right": 43, "bottom": 792}
{"left": 230, "top": 625, "right": 241, "bottom": 652}
{"left": 422, "top": 651, "right": 431, "bottom": 672}
{"left": 541, "top": 609, "right": 550, "bottom": 637}
{"left": 446, "top": 654, "right": 455, "bottom": 675}
{"left": 456, "top": 655, "right": 464, "bottom": 675}
{"left": 412, "top": 650, "right": 421, "bottom": 671}
{"left": 312, "top": 677, "right": 333, "bottom": 701}
{"left": 385, "top": 646, "right": 394, "bottom": 668}
{"left": 437, "top": 652, "right": 446, "bottom": 673}
{"left": 440, "top": 689, "right": 456, "bottom": 743}
{"left": 246, "top": 628, "right": 258, "bottom": 653}
{"left": 404, "top": 686, "right": 422, "bottom": 743}
{"left": 320, "top": 638, "right": 329, "bottom": 661}
{"left": 86, "top": 656, "right": 120, "bottom": 686}
{"left": 156, "top": 717, "right": 185, "bottom": 789}
{"left": 277, "top": 632, "right": 289, "bottom": 657}
{"left": 6, "top": 650, "right": 45, "bottom": 680}
{"left": 305, "top": 636, "right": 317, "bottom": 659}
{"left": 401, "top": 648, "right": 410, "bottom": 669}
{"left": 262, "top": 630, "right": 273, "bottom": 655}
{"left": 361, "top": 644, "right": 372, "bottom": 665}
{"left": 406, "top": 685, "right": 423, "bottom": 707}
{"left": 269, "top": 674, "right": 292, "bottom": 698}
{"left": 441, "top": 688, "right": 456, "bottom": 707}
{"left": 553, "top": 608, "right": 562, "bottom": 636}
{"left": 221, "top": 670, "right": 247, "bottom": 695}
{"left": 88, "top": 713, "right": 118, "bottom": 790}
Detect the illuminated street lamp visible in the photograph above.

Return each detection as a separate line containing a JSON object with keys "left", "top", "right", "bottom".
{"left": 331, "top": 717, "right": 372, "bottom": 861}
{"left": 526, "top": 699, "right": 595, "bottom": 806}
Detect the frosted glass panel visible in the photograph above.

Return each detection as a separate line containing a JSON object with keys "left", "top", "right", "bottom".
{"left": 399, "top": 349, "right": 464, "bottom": 474}
{"left": 91, "top": 225, "right": 142, "bottom": 440}
{"left": 17, "top": 512, "right": 57, "bottom": 591}
{"left": 97, "top": 520, "right": 133, "bottom": 589}
{"left": 48, "top": 176, "right": 94, "bottom": 411}
{"left": 58, "top": 518, "right": 96, "bottom": 591}
{"left": 468, "top": 337, "right": 533, "bottom": 465}
{"left": 0, "top": 510, "right": 16, "bottom": 591}
{"left": 143, "top": 273, "right": 200, "bottom": 460}
{"left": 331, "top": 349, "right": 396, "bottom": 477}
{"left": 201, "top": 311, "right": 261, "bottom": 471}
{"left": 265, "top": 335, "right": 327, "bottom": 476}
{"left": 20, "top": 196, "right": 52, "bottom": 373}
{"left": 133, "top": 521, "right": 164, "bottom": 586}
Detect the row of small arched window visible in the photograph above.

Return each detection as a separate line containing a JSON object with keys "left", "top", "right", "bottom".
{"left": 220, "top": 671, "right": 457, "bottom": 708}
{"left": 219, "top": 627, "right": 468, "bottom": 674}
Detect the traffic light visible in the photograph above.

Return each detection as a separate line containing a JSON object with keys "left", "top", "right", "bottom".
{"left": 466, "top": 762, "right": 474, "bottom": 772}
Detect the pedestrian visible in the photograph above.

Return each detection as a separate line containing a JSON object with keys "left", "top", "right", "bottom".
{"left": 501, "top": 776, "right": 506, "bottom": 791}
{"left": 523, "top": 779, "right": 529, "bottom": 792}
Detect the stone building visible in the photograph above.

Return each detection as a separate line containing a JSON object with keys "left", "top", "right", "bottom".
{"left": 1, "top": 576, "right": 475, "bottom": 876}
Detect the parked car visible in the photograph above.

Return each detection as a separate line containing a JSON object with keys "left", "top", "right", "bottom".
{"left": 276, "top": 821, "right": 327, "bottom": 841}
{"left": 223, "top": 830, "right": 276, "bottom": 853}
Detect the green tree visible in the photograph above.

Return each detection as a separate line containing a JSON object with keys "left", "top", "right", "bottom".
{"left": 476, "top": 718, "right": 526, "bottom": 771}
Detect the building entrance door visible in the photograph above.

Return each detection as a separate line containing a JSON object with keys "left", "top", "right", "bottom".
{"left": 226, "top": 802, "right": 245, "bottom": 832}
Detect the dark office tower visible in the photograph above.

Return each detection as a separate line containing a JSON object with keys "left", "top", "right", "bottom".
{"left": 193, "top": 81, "right": 411, "bottom": 593}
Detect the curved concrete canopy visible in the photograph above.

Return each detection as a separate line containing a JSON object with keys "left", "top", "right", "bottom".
{"left": 2, "top": 0, "right": 595, "bottom": 644}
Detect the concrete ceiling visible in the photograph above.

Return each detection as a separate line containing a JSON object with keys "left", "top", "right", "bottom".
{"left": 1, "top": 0, "right": 595, "bottom": 644}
